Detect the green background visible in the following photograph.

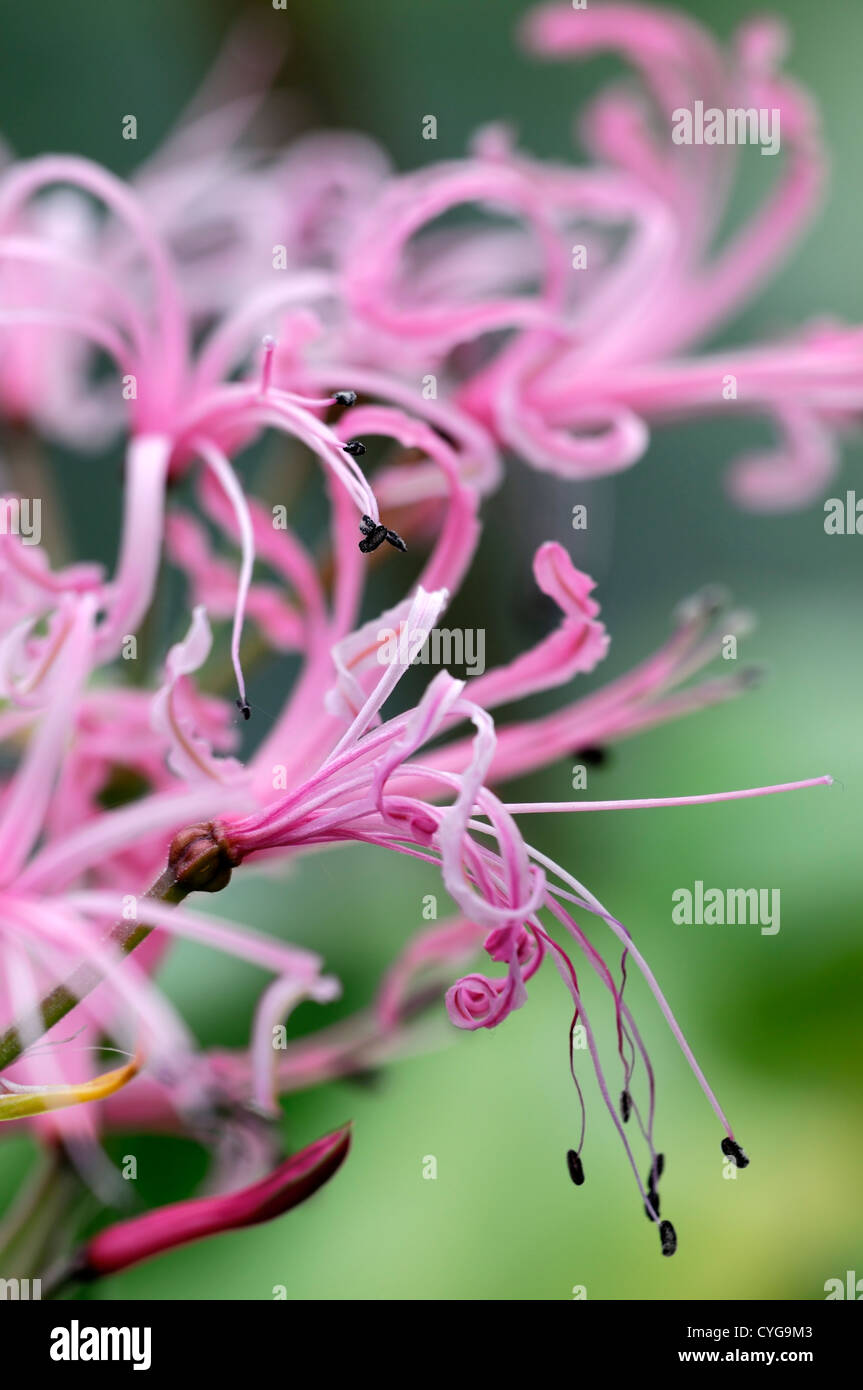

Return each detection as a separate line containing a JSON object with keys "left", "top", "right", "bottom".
{"left": 0, "top": 0, "right": 860, "bottom": 1300}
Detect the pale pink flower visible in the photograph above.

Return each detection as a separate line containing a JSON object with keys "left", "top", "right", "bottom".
{"left": 2, "top": 4, "right": 855, "bottom": 517}
{"left": 0, "top": 592, "right": 334, "bottom": 1161}
{"left": 0, "top": 6, "right": 841, "bottom": 1274}
{"left": 340, "top": 3, "right": 845, "bottom": 508}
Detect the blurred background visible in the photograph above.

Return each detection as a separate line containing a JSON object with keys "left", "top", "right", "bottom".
{"left": 0, "top": 0, "right": 861, "bottom": 1300}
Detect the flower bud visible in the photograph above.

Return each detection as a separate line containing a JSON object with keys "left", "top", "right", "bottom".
{"left": 168, "top": 822, "right": 239, "bottom": 893}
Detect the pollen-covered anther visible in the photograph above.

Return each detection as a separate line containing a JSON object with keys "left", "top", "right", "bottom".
{"left": 566, "top": 1149, "right": 585, "bottom": 1186}
{"left": 720, "top": 1136, "right": 750, "bottom": 1168}
{"left": 620, "top": 1088, "right": 632, "bottom": 1123}
{"left": 659, "top": 1219, "right": 677, "bottom": 1256}
{"left": 343, "top": 439, "right": 366, "bottom": 456}
{"left": 236, "top": 697, "right": 251, "bottom": 721}
{"left": 168, "top": 822, "right": 240, "bottom": 894}
{"left": 358, "top": 514, "right": 408, "bottom": 555}
{"left": 333, "top": 390, "right": 357, "bottom": 406}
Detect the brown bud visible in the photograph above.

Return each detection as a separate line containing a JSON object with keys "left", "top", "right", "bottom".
{"left": 168, "top": 823, "right": 238, "bottom": 894}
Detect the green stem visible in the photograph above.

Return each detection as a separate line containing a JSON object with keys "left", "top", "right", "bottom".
{"left": 0, "top": 1149, "right": 90, "bottom": 1283}
{"left": 0, "top": 868, "right": 188, "bottom": 1075}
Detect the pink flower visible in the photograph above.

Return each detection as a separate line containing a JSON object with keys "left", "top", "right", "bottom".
{"left": 207, "top": 578, "right": 830, "bottom": 1254}
{"left": 0, "top": 6, "right": 841, "bottom": 1275}
{"left": 0, "top": 590, "right": 335, "bottom": 1158}
{"left": 2, "top": 0, "right": 849, "bottom": 534}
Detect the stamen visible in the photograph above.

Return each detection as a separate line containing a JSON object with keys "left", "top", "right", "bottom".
{"left": 620, "top": 1088, "right": 632, "bottom": 1123}
{"left": 674, "top": 585, "right": 728, "bottom": 625}
{"left": 566, "top": 1149, "right": 585, "bottom": 1186}
{"left": 720, "top": 1136, "right": 750, "bottom": 1168}
{"left": 333, "top": 390, "right": 357, "bottom": 406}
{"left": 358, "top": 520, "right": 388, "bottom": 553}
{"left": 193, "top": 438, "right": 255, "bottom": 720}
{"left": 659, "top": 1219, "right": 677, "bottom": 1256}
{"left": 343, "top": 440, "right": 367, "bottom": 456}
{"left": 385, "top": 527, "right": 408, "bottom": 553}
{"left": 357, "top": 516, "right": 408, "bottom": 555}
{"left": 500, "top": 775, "right": 834, "bottom": 815}
{"left": 645, "top": 1154, "right": 663, "bottom": 1219}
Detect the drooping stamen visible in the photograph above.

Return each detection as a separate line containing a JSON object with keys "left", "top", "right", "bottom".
{"left": 568, "top": 1009, "right": 587, "bottom": 1156}
{"left": 644, "top": 1150, "right": 666, "bottom": 1220}
{"left": 538, "top": 924, "right": 660, "bottom": 1217}
{"left": 659, "top": 1220, "right": 677, "bottom": 1256}
{"left": 566, "top": 1149, "right": 585, "bottom": 1186}
{"left": 720, "top": 1136, "right": 750, "bottom": 1168}
{"left": 546, "top": 894, "right": 647, "bottom": 1146}
{"left": 193, "top": 438, "right": 255, "bottom": 718}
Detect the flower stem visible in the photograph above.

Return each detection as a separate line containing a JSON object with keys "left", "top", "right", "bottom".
{"left": 0, "top": 867, "right": 188, "bottom": 1075}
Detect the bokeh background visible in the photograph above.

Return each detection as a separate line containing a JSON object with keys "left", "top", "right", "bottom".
{"left": 0, "top": 0, "right": 861, "bottom": 1300}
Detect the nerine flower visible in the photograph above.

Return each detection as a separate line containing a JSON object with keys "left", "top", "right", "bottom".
{"left": 205, "top": 581, "right": 829, "bottom": 1254}
{"left": 0, "top": 479, "right": 827, "bottom": 1258}
{"left": 1, "top": 2, "right": 855, "bottom": 526}
{"left": 341, "top": 3, "right": 847, "bottom": 508}
{"left": 0, "top": 1, "right": 839, "bottom": 1279}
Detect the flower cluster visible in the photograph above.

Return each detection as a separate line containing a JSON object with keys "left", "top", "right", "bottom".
{"left": 0, "top": 3, "right": 835, "bottom": 1284}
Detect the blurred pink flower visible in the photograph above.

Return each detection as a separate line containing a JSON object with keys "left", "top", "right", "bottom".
{"left": 0, "top": 0, "right": 852, "bottom": 546}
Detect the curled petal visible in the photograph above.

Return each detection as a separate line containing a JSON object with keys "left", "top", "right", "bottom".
{"left": 343, "top": 159, "right": 566, "bottom": 354}
{"left": 726, "top": 407, "right": 838, "bottom": 511}
{"left": 468, "top": 543, "right": 609, "bottom": 709}
{"left": 446, "top": 971, "right": 521, "bottom": 1031}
